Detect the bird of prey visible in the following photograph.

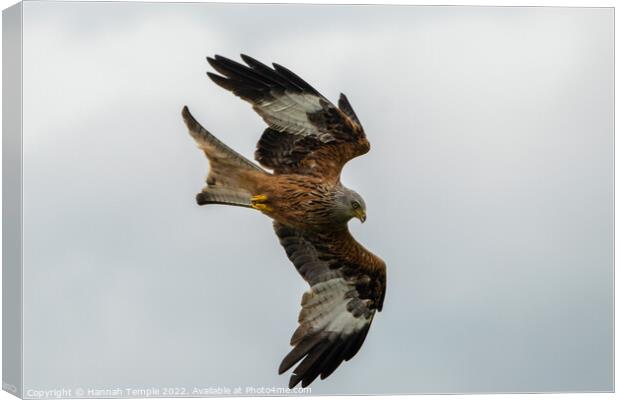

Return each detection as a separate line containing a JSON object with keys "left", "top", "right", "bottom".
{"left": 181, "top": 54, "right": 387, "bottom": 388}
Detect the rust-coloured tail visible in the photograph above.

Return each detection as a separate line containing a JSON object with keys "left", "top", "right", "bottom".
{"left": 182, "top": 106, "right": 267, "bottom": 208}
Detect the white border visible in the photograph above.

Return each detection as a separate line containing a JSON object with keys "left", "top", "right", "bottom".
{"left": 0, "top": 1, "right": 614, "bottom": 400}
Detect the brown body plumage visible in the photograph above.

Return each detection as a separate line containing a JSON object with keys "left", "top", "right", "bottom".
{"left": 182, "top": 54, "right": 386, "bottom": 388}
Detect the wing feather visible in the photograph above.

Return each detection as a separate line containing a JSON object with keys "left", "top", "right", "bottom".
{"left": 338, "top": 93, "right": 362, "bottom": 126}
{"left": 207, "top": 55, "right": 369, "bottom": 178}
{"left": 273, "top": 223, "right": 386, "bottom": 388}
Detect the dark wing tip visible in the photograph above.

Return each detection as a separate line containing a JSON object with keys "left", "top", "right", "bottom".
{"left": 338, "top": 92, "right": 362, "bottom": 126}
{"left": 206, "top": 56, "right": 218, "bottom": 68}
{"left": 288, "top": 374, "right": 303, "bottom": 389}
{"left": 213, "top": 54, "right": 231, "bottom": 61}
{"left": 279, "top": 334, "right": 322, "bottom": 375}
{"left": 209, "top": 54, "right": 234, "bottom": 65}
{"left": 210, "top": 54, "right": 243, "bottom": 73}
{"left": 271, "top": 62, "right": 321, "bottom": 95}
{"left": 206, "top": 71, "right": 234, "bottom": 91}
{"left": 208, "top": 54, "right": 324, "bottom": 103}
{"left": 206, "top": 71, "right": 224, "bottom": 80}
{"left": 280, "top": 326, "right": 373, "bottom": 388}
{"left": 240, "top": 53, "right": 268, "bottom": 69}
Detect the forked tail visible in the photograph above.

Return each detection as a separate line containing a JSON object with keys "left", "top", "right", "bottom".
{"left": 182, "top": 106, "right": 267, "bottom": 208}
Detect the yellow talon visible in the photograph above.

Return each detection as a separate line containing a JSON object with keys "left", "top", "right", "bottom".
{"left": 251, "top": 194, "right": 272, "bottom": 212}
{"left": 251, "top": 194, "right": 268, "bottom": 203}
{"left": 252, "top": 203, "right": 273, "bottom": 212}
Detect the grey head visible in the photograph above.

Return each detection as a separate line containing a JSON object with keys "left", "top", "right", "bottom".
{"left": 332, "top": 186, "right": 367, "bottom": 224}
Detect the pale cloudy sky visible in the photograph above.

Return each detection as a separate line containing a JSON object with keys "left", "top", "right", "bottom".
{"left": 19, "top": 2, "right": 612, "bottom": 395}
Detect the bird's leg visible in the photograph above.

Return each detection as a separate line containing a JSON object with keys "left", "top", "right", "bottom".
{"left": 250, "top": 194, "right": 272, "bottom": 212}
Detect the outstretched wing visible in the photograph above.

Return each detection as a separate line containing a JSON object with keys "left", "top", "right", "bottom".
{"left": 206, "top": 54, "right": 369, "bottom": 180}
{"left": 274, "top": 223, "right": 386, "bottom": 388}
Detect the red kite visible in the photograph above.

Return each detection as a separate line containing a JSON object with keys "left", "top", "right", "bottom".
{"left": 182, "top": 55, "right": 386, "bottom": 388}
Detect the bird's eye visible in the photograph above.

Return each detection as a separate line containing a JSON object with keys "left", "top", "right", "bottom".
{"left": 351, "top": 202, "right": 360, "bottom": 210}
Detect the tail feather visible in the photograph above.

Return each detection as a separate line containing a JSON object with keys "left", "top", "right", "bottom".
{"left": 182, "top": 106, "right": 266, "bottom": 208}
{"left": 196, "top": 188, "right": 252, "bottom": 208}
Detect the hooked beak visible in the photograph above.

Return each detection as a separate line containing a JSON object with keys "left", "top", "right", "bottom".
{"left": 355, "top": 210, "right": 367, "bottom": 223}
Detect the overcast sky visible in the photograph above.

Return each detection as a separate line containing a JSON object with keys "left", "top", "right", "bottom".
{"left": 20, "top": 2, "right": 612, "bottom": 396}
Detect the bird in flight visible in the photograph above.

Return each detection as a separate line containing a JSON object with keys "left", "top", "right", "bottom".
{"left": 182, "top": 54, "right": 387, "bottom": 388}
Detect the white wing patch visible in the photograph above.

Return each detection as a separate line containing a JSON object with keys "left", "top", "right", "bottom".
{"left": 256, "top": 92, "right": 330, "bottom": 140}
{"left": 298, "top": 278, "right": 370, "bottom": 339}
